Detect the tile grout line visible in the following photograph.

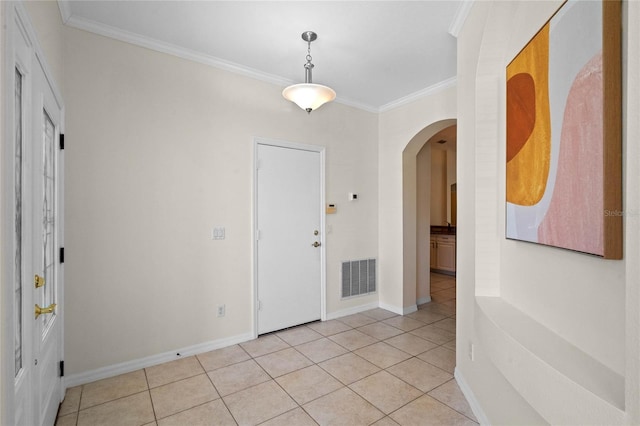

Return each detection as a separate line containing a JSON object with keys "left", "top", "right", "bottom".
{"left": 72, "top": 390, "right": 152, "bottom": 421}
{"left": 141, "top": 368, "right": 157, "bottom": 424}
{"left": 195, "top": 353, "right": 239, "bottom": 425}
{"left": 428, "top": 378, "right": 479, "bottom": 423}
{"left": 74, "top": 385, "right": 83, "bottom": 426}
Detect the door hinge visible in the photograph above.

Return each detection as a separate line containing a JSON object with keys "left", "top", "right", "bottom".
{"left": 59, "top": 360, "right": 64, "bottom": 377}
{"left": 60, "top": 134, "right": 65, "bottom": 150}
{"left": 256, "top": 229, "right": 260, "bottom": 241}
{"left": 257, "top": 300, "right": 262, "bottom": 311}
{"left": 60, "top": 247, "right": 65, "bottom": 264}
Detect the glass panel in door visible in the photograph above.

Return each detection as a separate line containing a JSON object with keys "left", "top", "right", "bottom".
{"left": 41, "top": 110, "right": 56, "bottom": 332}
{"left": 14, "top": 67, "right": 24, "bottom": 376}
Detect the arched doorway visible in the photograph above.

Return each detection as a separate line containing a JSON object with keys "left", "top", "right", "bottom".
{"left": 401, "top": 119, "right": 456, "bottom": 309}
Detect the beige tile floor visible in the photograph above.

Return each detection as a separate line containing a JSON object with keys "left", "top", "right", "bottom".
{"left": 56, "top": 273, "right": 474, "bottom": 426}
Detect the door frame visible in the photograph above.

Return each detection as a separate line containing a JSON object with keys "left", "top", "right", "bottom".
{"left": 252, "top": 137, "right": 326, "bottom": 338}
{"left": 1, "top": 3, "right": 65, "bottom": 424}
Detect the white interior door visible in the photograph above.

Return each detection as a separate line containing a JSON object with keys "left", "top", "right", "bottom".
{"left": 7, "top": 6, "right": 64, "bottom": 425}
{"left": 256, "top": 141, "right": 323, "bottom": 334}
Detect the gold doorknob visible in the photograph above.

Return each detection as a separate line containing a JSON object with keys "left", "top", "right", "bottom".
{"left": 34, "top": 274, "right": 45, "bottom": 288}
{"left": 35, "top": 303, "right": 56, "bottom": 319}
{"left": 311, "top": 241, "right": 321, "bottom": 247}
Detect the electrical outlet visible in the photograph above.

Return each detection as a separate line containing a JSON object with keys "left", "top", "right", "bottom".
{"left": 217, "top": 304, "right": 225, "bottom": 317}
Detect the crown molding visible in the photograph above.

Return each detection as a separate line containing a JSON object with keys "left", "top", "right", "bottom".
{"left": 57, "top": 0, "right": 72, "bottom": 24}
{"left": 60, "top": 8, "right": 455, "bottom": 114}
{"left": 449, "top": 0, "right": 474, "bottom": 38}
{"left": 62, "top": 12, "right": 384, "bottom": 112}
{"left": 64, "top": 14, "right": 296, "bottom": 86}
{"left": 333, "top": 96, "right": 379, "bottom": 114}
{"left": 378, "top": 77, "right": 457, "bottom": 113}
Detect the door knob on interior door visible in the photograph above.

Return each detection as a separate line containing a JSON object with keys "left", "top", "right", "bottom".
{"left": 35, "top": 303, "right": 56, "bottom": 319}
{"left": 311, "top": 241, "right": 321, "bottom": 247}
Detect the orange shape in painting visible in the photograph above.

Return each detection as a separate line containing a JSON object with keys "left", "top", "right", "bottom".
{"left": 506, "top": 24, "right": 551, "bottom": 206}
{"left": 506, "top": 73, "right": 536, "bottom": 162}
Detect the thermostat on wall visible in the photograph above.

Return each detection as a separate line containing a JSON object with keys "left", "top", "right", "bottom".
{"left": 326, "top": 204, "right": 337, "bottom": 214}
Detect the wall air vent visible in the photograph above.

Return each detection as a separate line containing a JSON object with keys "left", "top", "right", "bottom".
{"left": 341, "top": 258, "right": 376, "bottom": 298}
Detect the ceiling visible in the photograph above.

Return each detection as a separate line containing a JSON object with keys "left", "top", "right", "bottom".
{"left": 429, "top": 125, "right": 457, "bottom": 151}
{"left": 59, "top": 1, "right": 467, "bottom": 112}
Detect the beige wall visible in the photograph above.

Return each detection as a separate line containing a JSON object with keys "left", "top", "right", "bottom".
{"left": 416, "top": 144, "right": 431, "bottom": 303}
{"left": 61, "top": 26, "right": 378, "bottom": 375}
{"left": 378, "top": 88, "right": 456, "bottom": 312}
{"left": 457, "top": 1, "right": 640, "bottom": 424}
{"left": 23, "top": 1, "right": 64, "bottom": 90}
{"left": 1, "top": 3, "right": 5, "bottom": 423}
{"left": 20, "top": 0, "right": 379, "bottom": 377}
{"left": 446, "top": 148, "right": 456, "bottom": 224}
{"left": 430, "top": 148, "right": 447, "bottom": 226}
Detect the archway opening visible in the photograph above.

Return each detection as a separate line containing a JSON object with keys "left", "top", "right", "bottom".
{"left": 402, "top": 119, "right": 456, "bottom": 309}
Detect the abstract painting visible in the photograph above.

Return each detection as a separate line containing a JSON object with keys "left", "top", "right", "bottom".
{"left": 505, "top": 0, "right": 622, "bottom": 258}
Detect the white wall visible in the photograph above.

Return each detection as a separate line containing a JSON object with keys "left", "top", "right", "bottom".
{"left": 457, "top": 1, "right": 640, "bottom": 424}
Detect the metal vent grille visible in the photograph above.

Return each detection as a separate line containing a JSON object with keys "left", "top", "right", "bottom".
{"left": 342, "top": 258, "right": 376, "bottom": 298}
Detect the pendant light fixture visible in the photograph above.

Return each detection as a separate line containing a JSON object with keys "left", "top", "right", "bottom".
{"left": 282, "top": 31, "right": 336, "bottom": 114}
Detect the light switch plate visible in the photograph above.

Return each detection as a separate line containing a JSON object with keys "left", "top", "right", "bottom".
{"left": 212, "top": 227, "right": 225, "bottom": 240}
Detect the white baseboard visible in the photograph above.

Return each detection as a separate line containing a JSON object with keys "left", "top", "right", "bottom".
{"left": 455, "top": 367, "right": 490, "bottom": 425}
{"left": 377, "top": 301, "right": 417, "bottom": 316}
{"left": 64, "top": 332, "right": 254, "bottom": 388}
{"left": 326, "top": 302, "right": 379, "bottom": 320}
{"left": 417, "top": 296, "right": 431, "bottom": 305}
{"left": 402, "top": 304, "right": 417, "bottom": 315}
{"left": 65, "top": 297, "right": 423, "bottom": 389}
{"left": 377, "top": 301, "right": 402, "bottom": 315}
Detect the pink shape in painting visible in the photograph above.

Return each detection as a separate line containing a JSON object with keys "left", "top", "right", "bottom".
{"left": 538, "top": 52, "right": 603, "bottom": 255}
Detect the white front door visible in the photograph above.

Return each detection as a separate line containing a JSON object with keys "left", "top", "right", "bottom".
{"left": 7, "top": 5, "right": 65, "bottom": 425}
{"left": 31, "top": 57, "right": 64, "bottom": 426}
{"left": 255, "top": 141, "right": 324, "bottom": 334}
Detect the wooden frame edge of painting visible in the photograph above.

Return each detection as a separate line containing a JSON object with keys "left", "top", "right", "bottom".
{"left": 505, "top": 0, "right": 622, "bottom": 259}
{"left": 602, "top": 0, "right": 622, "bottom": 260}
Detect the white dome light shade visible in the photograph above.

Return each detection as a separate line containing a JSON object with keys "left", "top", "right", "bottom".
{"left": 282, "top": 83, "right": 336, "bottom": 113}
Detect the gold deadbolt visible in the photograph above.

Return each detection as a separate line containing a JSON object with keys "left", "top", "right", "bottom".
{"left": 35, "top": 303, "right": 56, "bottom": 319}
{"left": 34, "top": 275, "right": 45, "bottom": 289}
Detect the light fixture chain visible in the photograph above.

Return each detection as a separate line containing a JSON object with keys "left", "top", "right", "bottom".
{"left": 304, "top": 39, "right": 314, "bottom": 83}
